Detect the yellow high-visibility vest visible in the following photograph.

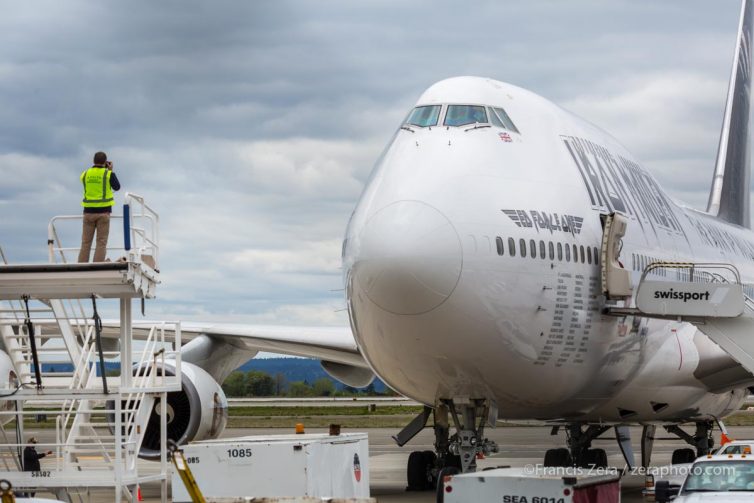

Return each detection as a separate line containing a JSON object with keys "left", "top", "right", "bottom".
{"left": 80, "top": 166, "right": 114, "bottom": 208}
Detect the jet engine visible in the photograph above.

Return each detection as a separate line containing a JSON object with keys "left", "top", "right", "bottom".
{"left": 0, "top": 350, "right": 18, "bottom": 416}
{"left": 138, "top": 361, "right": 228, "bottom": 459}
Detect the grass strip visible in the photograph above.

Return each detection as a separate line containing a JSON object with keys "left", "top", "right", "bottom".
{"left": 227, "top": 405, "right": 423, "bottom": 417}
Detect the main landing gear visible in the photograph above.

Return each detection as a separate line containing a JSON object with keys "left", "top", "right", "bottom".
{"left": 665, "top": 420, "right": 715, "bottom": 464}
{"left": 544, "top": 424, "right": 611, "bottom": 468}
{"left": 541, "top": 420, "right": 718, "bottom": 469}
{"left": 544, "top": 423, "right": 641, "bottom": 469}
{"left": 395, "top": 399, "right": 499, "bottom": 491}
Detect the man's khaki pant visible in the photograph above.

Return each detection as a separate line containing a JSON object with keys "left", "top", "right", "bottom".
{"left": 78, "top": 213, "right": 111, "bottom": 263}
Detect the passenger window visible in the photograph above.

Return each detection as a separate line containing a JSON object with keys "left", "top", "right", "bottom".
{"left": 557, "top": 243, "right": 563, "bottom": 261}
{"left": 519, "top": 238, "right": 527, "bottom": 258}
{"left": 508, "top": 237, "right": 516, "bottom": 257}
{"left": 406, "top": 105, "right": 441, "bottom": 127}
{"left": 580, "top": 246, "right": 585, "bottom": 263}
{"left": 572, "top": 245, "right": 578, "bottom": 263}
{"left": 530, "top": 239, "right": 536, "bottom": 259}
{"left": 445, "top": 105, "right": 487, "bottom": 127}
{"left": 548, "top": 242, "right": 554, "bottom": 260}
{"left": 565, "top": 243, "right": 571, "bottom": 262}
{"left": 587, "top": 246, "right": 592, "bottom": 264}
{"left": 496, "top": 237, "right": 504, "bottom": 256}
{"left": 593, "top": 247, "right": 599, "bottom": 265}
{"left": 492, "top": 107, "right": 520, "bottom": 133}
{"left": 539, "top": 241, "right": 546, "bottom": 259}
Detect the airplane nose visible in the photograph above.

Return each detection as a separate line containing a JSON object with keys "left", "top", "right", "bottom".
{"left": 351, "top": 200, "right": 462, "bottom": 315}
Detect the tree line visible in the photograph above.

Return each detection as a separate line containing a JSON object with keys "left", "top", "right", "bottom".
{"left": 221, "top": 370, "right": 390, "bottom": 397}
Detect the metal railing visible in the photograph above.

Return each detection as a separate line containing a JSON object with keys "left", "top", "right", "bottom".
{"left": 639, "top": 261, "right": 754, "bottom": 313}
{"left": 47, "top": 192, "right": 159, "bottom": 271}
{"left": 123, "top": 192, "right": 160, "bottom": 271}
{"left": 0, "top": 404, "right": 140, "bottom": 475}
{"left": 0, "top": 196, "right": 170, "bottom": 500}
{"left": 0, "top": 322, "right": 181, "bottom": 482}
{"left": 641, "top": 261, "right": 742, "bottom": 285}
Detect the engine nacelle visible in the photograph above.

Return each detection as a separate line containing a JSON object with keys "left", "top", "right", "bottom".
{"left": 0, "top": 351, "right": 18, "bottom": 417}
{"left": 139, "top": 361, "right": 228, "bottom": 459}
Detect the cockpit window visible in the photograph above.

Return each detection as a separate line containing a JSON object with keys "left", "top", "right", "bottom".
{"left": 406, "top": 105, "right": 441, "bottom": 127}
{"left": 444, "top": 105, "right": 487, "bottom": 127}
{"left": 492, "top": 107, "right": 520, "bottom": 133}
{"left": 488, "top": 107, "right": 504, "bottom": 128}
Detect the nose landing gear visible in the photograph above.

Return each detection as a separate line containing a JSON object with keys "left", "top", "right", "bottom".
{"left": 444, "top": 399, "right": 499, "bottom": 472}
{"left": 398, "top": 398, "right": 499, "bottom": 491}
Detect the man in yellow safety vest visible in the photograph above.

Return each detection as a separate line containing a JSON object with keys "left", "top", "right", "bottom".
{"left": 77, "top": 151, "right": 121, "bottom": 262}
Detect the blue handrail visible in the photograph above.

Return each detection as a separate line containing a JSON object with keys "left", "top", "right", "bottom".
{"left": 123, "top": 203, "right": 131, "bottom": 251}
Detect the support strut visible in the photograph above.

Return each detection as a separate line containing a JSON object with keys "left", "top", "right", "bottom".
{"left": 91, "top": 295, "right": 109, "bottom": 394}
{"left": 664, "top": 421, "right": 714, "bottom": 457}
{"left": 446, "top": 399, "right": 498, "bottom": 472}
{"left": 21, "top": 295, "right": 42, "bottom": 389}
{"left": 566, "top": 424, "right": 610, "bottom": 467}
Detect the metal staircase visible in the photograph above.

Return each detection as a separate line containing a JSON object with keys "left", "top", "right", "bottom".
{"left": 0, "top": 194, "right": 180, "bottom": 503}
{"left": 603, "top": 254, "right": 754, "bottom": 375}
{"left": 597, "top": 211, "right": 754, "bottom": 375}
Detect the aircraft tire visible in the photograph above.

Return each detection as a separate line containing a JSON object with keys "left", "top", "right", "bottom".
{"left": 671, "top": 448, "right": 696, "bottom": 465}
{"left": 582, "top": 448, "right": 608, "bottom": 468}
{"left": 423, "top": 450, "right": 438, "bottom": 487}
{"left": 544, "top": 447, "right": 572, "bottom": 467}
{"left": 407, "top": 450, "right": 435, "bottom": 490}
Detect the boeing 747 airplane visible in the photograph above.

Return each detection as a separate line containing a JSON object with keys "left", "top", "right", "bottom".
{"left": 4, "top": 0, "right": 754, "bottom": 494}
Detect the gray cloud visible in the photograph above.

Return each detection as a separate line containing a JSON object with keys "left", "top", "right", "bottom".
{"left": 0, "top": 0, "right": 749, "bottom": 324}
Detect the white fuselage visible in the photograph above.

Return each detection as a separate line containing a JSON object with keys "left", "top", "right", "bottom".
{"left": 343, "top": 77, "right": 752, "bottom": 423}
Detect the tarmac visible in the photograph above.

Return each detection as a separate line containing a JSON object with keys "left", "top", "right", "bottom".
{"left": 21, "top": 424, "right": 754, "bottom": 502}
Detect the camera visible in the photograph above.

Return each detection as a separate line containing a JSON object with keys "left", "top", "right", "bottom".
{"left": 106, "top": 161, "right": 113, "bottom": 169}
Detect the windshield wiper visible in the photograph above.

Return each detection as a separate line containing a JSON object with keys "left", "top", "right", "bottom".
{"left": 683, "top": 489, "right": 720, "bottom": 493}
{"left": 464, "top": 124, "right": 491, "bottom": 132}
{"left": 728, "top": 488, "right": 754, "bottom": 491}
{"left": 400, "top": 125, "right": 416, "bottom": 133}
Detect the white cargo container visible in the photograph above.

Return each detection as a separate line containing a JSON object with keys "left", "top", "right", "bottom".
{"left": 441, "top": 467, "right": 621, "bottom": 503}
{"left": 171, "top": 433, "right": 369, "bottom": 502}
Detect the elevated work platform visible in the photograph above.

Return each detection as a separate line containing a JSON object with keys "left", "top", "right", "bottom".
{"left": 0, "top": 194, "right": 178, "bottom": 503}
{"left": 0, "top": 260, "right": 157, "bottom": 300}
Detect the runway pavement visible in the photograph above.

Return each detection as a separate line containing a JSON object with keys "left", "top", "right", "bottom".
{"left": 20, "top": 425, "right": 754, "bottom": 502}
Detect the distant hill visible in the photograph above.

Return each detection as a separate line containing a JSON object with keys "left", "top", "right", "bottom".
{"left": 238, "top": 357, "right": 386, "bottom": 392}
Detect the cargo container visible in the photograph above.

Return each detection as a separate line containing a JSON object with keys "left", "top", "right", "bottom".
{"left": 171, "top": 433, "right": 369, "bottom": 502}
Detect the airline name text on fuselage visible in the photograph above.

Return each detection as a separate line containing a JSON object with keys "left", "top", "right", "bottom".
{"left": 561, "top": 135, "right": 685, "bottom": 239}
{"left": 653, "top": 289, "right": 711, "bottom": 302}
{"left": 502, "top": 209, "right": 584, "bottom": 236}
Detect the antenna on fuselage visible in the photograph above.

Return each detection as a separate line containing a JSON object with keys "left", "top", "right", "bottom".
{"left": 707, "top": 0, "right": 753, "bottom": 228}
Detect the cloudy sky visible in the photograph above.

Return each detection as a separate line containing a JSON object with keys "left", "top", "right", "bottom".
{"left": 0, "top": 1, "right": 747, "bottom": 326}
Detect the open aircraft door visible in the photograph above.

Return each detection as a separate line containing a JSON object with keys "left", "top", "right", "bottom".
{"left": 600, "top": 212, "right": 633, "bottom": 300}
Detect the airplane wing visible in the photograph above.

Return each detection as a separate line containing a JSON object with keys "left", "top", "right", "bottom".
{"left": 171, "top": 322, "right": 365, "bottom": 368}
{"left": 99, "top": 320, "right": 375, "bottom": 387}
{"left": 99, "top": 321, "right": 363, "bottom": 367}
{"left": 19, "top": 313, "right": 371, "bottom": 386}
